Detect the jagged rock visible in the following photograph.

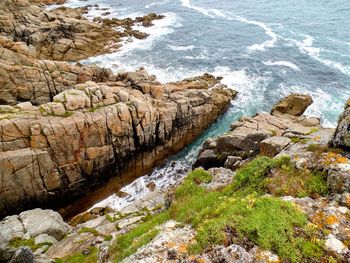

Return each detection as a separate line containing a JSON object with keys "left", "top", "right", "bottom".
{"left": 331, "top": 100, "right": 350, "bottom": 149}
{"left": 193, "top": 149, "right": 221, "bottom": 169}
{"left": 260, "top": 136, "right": 291, "bottom": 157}
{"left": 202, "top": 244, "right": 253, "bottom": 263}
{"left": 271, "top": 93, "right": 313, "bottom": 116}
{"left": 8, "top": 247, "right": 34, "bottom": 263}
{"left": 0, "top": 72, "right": 234, "bottom": 218}
{"left": 194, "top": 94, "right": 319, "bottom": 170}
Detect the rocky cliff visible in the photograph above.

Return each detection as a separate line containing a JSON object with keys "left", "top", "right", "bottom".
{"left": 0, "top": 0, "right": 237, "bottom": 219}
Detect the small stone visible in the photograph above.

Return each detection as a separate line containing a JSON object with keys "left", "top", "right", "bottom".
{"left": 325, "top": 235, "right": 347, "bottom": 254}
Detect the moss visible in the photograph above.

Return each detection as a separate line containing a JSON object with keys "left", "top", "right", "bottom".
{"left": 104, "top": 235, "right": 113, "bottom": 241}
{"left": 78, "top": 227, "right": 99, "bottom": 236}
{"left": 55, "top": 246, "right": 98, "bottom": 263}
{"left": 106, "top": 214, "right": 117, "bottom": 223}
{"left": 290, "top": 137, "right": 310, "bottom": 144}
{"left": 9, "top": 237, "right": 53, "bottom": 251}
{"left": 307, "top": 128, "right": 319, "bottom": 134}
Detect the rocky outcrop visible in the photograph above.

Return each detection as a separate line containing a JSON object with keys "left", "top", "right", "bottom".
{"left": 0, "top": 69, "right": 236, "bottom": 218}
{"left": 0, "top": 0, "right": 163, "bottom": 62}
{"left": 271, "top": 93, "right": 313, "bottom": 116}
{"left": 331, "top": 100, "right": 350, "bottom": 149}
{"left": 0, "top": 208, "right": 70, "bottom": 262}
{"left": 194, "top": 93, "right": 320, "bottom": 170}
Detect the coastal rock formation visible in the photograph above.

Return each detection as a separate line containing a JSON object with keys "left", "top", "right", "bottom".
{"left": 194, "top": 93, "right": 320, "bottom": 170}
{"left": 0, "top": 69, "right": 236, "bottom": 218}
{"left": 0, "top": 0, "right": 163, "bottom": 62}
{"left": 331, "top": 99, "right": 350, "bottom": 149}
{"left": 0, "top": 208, "right": 69, "bottom": 262}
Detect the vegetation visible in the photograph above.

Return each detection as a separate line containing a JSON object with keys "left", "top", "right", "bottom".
{"left": 9, "top": 237, "right": 53, "bottom": 252}
{"left": 55, "top": 247, "right": 98, "bottom": 263}
{"left": 78, "top": 227, "right": 99, "bottom": 236}
{"left": 110, "top": 159, "right": 328, "bottom": 262}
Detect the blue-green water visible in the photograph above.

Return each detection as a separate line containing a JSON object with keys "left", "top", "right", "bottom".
{"left": 60, "top": 0, "right": 350, "bottom": 207}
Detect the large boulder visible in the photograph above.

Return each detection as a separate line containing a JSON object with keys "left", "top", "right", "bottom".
{"left": 0, "top": 209, "right": 69, "bottom": 262}
{"left": 260, "top": 136, "right": 291, "bottom": 157}
{"left": 331, "top": 100, "right": 350, "bottom": 149}
{"left": 271, "top": 93, "right": 313, "bottom": 116}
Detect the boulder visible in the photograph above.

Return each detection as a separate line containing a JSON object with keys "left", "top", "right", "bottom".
{"left": 8, "top": 247, "right": 34, "bottom": 263}
{"left": 19, "top": 209, "right": 70, "bottom": 240}
{"left": 259, "top": 136, "right": 291, "bottom": 157}
{"left": 271, "top": 94, "right": 313, "bottom": 116}
{"left": 192, "top": 149, "right": 222, "bottom": 170}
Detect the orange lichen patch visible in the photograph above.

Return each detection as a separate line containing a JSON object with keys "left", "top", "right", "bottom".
{"left": 311, "top": 211, "right": 326, "bottom": 229}
{"left": 178, "top": 243, "right": 188, "bottom": 253}
{"left": 313, "top": 136, "right": 321, "bottom": 141}
{"left": 321, "top": 152, "right": 349, "bottom": 166}
{"left": 187, "top": 256, "right": 205, "bottom": 263}
{"left": 165, "top": 242, "right": 177, "bottom": 248}
{"left": 325, "top": 215, "right": 339, "bottom": 226}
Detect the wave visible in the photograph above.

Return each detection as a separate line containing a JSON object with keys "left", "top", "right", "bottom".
{"left": 263, "top": 60, "right": 300, "bottom": 71}
{"left": 145, "top": 0, "right": 169, "bottom": 9}
{"left": 288, "top": 34, "right": 350, "bottom": 76}
{"left": 234, "top": 16, "right": 278, "bottom": 52}
{"left": 278, "top": 83, "right": 348, "bottom": 128}
{"left": 168, "top": 45, "right": 195, "bottom": 51}
{"left": 180, "top": 0, "right": 277, "bottom": 53}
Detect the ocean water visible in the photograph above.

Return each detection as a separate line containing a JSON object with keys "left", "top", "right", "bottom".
{"left": 59, "top": 0, "right": 350, "bottom": 209}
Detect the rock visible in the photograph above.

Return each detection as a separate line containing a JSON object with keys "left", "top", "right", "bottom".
{"left": 34, "top": 234, "right": 58, "bottom": 245}
{"left": 331, "top": 99, "right": 350, "bottom": 149}
{"left": 260, "top": 136, "right": 291, "bottom": 157}
{"left": 271, "top": 93, "right": 313, "bottom": 116}
{"left": 193, "top": 149, "right": 222, "bottom": 170}
{"left": 224, "top": 156, "right": 242, "bottom": 170}
{"left": 206, "top": 167, "right": 234, "bottom": 190}
{"left": 8, "top": 247, "right": 34, "bottom": 263}
{"left": 202, "top": 244, "right": 253, "bottom": 263}
{"left": 19, "top": 209, "right": 70, "bottom": 240}
{"left": 325, "top": 234, "right": 348, "bottom": 254}
{"left": 0, "top": 74, "right": 234, "bottom": 218}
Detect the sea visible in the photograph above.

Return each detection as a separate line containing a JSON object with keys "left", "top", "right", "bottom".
{"left": 54, "top": 0, "right": 350, "bottom": 210}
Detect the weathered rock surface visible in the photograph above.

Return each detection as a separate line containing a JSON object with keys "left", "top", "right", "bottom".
{"left": 271, "top": 93, "right": 313, "bottom": 116}
{"left": 0, "top": 208, "right": 69, "bottom": 262}
{"left": 332, "top": 99, "right": 350, "bottom": 149}
{"left": 0, "top": 69, "right": 236, "bottom": 218}
{"left": 0, "top": 0, "right": 163, "bottom": 62}
{"left": 194, "top": 93, "right": 320, "bottom": 170}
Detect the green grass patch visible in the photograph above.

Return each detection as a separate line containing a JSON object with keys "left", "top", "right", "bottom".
{"left": 55, "top": 246, "right": 98, "bottom": 263}
{"left": 290, "top": 137, "right": 310, "bottom": 144}
{"left": 78, "top": 227, "right": 99, "bottom": 236}
{"left": 9, "top": 237, "right": 53, "bottom": 251}
{"left": 110, "top": 159, "right": 326, "bottom": 262}
{"left": 111, "top": 212, "right": 170, "bottom": 262}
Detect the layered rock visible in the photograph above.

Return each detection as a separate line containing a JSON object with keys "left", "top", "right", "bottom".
{"left": 0, "top": 0, "right": 163, "bottom": 62}
{"left": 0, "top": 69, "right": 236, "bottom": 218}
{"left": 194, "top": 93, "right": 320, "bottom": 170}
{"left": 331, "top": 99, "right": 350, "bottom": 150}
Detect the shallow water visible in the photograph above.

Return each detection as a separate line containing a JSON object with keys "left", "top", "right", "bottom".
{"left": 59, "top": 0, "right": 350, "bottom": 210}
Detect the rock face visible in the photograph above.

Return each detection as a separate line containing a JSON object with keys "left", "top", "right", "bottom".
{"left": 0, "top": 70, "right": 235, "bottom": 218}
{"left": 0, "top": 208, "right": 69, "bottom": 262}
{"left": 194, "top": 93, "right": 319, "bottom": 170}
{"left": 0, "top": 0, "right": 163, "bottom": 62}
{"left": 331, "top": 100, "right": 350, "bottom": 149}
{"left": 271, "top": 93, "right": 313, "bottom": 116}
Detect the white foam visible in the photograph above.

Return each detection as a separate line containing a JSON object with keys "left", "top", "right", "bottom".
{"left": 168, "top": 45, "right": 195, "bottom": 51}
{"left": 146, "top": 0, "right": 169, "bottom": 9}
{"left": 263, "top": 60, "right": 300, "bottom": 71}
{"left": 180, "top": 0, "right": 231, "bottom": 19}
{"left": 278, "top": 83, "right": 349, "bottom": 128}
{"left": 232, "top": 16, "right": 278, "bottom": 52}
{"left": 289, "top": 34, "right": 350, "bottom": 76}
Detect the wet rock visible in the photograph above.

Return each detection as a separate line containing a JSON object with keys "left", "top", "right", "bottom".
{"left": 271, "top": 93, "right": 313, "bottom": 116}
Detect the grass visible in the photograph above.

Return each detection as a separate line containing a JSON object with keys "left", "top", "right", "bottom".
{"left": 55, "top": 247, "right": 98, "bottom": 263}
{"left": 110, "top": 162, "right": 327, "bottom": 262}
{"left": 9, "top": 237, "right": 53, "bottom": 251}
{"left": 290, "top": 137, "right": 310, "bottom": 144}
{"left": 78, "top": 227, "right": 99, "bottom": 236}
